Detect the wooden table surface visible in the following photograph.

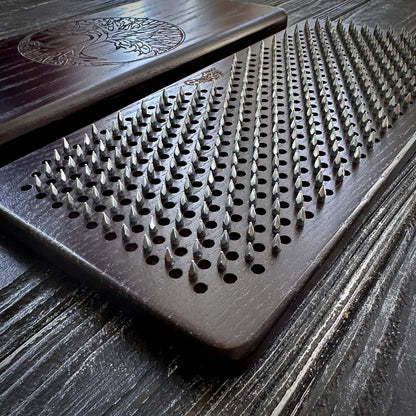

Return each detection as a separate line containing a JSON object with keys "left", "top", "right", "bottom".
{"left": 1, "top": 1, "right": 416, "bottom": 415}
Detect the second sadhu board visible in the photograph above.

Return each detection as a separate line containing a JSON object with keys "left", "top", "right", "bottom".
{"left": 0, "top": 0, "right": 287, "bottom": 145}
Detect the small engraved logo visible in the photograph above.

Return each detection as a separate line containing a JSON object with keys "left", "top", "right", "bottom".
{"left": 184, "top": 68, "right": 224, "bottom": 85}
{"left": 18, "top": 17, "right": 185, "bottom": 66}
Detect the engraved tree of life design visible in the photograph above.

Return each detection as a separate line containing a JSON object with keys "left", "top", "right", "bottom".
{"left": 18, "top": 17, "right": 185, "bottom": 66}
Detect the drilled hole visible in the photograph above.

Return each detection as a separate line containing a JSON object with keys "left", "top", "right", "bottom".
{"left": 202, "top": 239, "right": 215, "bottom": 248}
{"left": 184, "top": 210, "right": 196, "bottom": 218}
{"left": 198, "top": 259, "right": 211, "bottom": 269}
{"left": 305, "top": 210, "right": 314, "bottom": 219}
{"left": 205, "top": 221, "right": 217, "bottom": 229}
{"left": 179, "top": 228, "right": 192, "bottom": 237}
{"left": 193, "top": 283, "right": 208, "bottom": 293}
{"left": 226, "top": 251, "right": 239, "bottom": 260}
{"left": 224, "top": 273, "right": 237, "bottom": 284}
{"left": 132, "top": 224, "right": 144, "bottom": 233}
{"left": 158, "top": 217, "right": 170, "bottom": 226}
{"left": 253, "top": 243, "right": 265, "bottom": 252}
{"left": 125, "top": 243, "right": 138, "bottom": 252}
{"left": 229, "top": 232, "right": 241, "bottom": 240}
{"left": 281, "top": 235, "right": 291, "bottom": 244}
{"left": 174, "top": 247, "right": 188, "bottom": 256}
{"left": 251, "top": 264, "right": 265, "bottom": 274}
{"left": 146, "top": 255, "right": 159, "bottom": 265}
{"left": 169, "top": 269, "right": 183, "bottom": 279}
{"left": 153, "top": 236, "right": 165, "bottom": 244}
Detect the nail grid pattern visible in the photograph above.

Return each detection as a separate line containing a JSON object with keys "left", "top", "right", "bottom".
{"left": 4, "top": 19, "right": 415, "bottom": 353}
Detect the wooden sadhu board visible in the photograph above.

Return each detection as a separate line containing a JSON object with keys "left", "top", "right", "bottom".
{"left": 0, "top": 20, "right": 415, "bottom": 360}
{"left": 0, "top": 0, "right": 287, "bottom": 145}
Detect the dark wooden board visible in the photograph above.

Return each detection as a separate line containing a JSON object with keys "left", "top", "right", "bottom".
{"left": 0, "top": 18, "right": 415, "bottom": 361}
{"left": 0, "top": 0, "right": 287, "bottom": 145}
{"left": 1, "top": 1, "right": 416, "bottom": 415}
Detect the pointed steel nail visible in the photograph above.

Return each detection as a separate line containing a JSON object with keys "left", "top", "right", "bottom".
{"left": 129, "top": 206, "right": 139, "bottom": 224}
{"left": 189, "top": 260, "right": 198, "bottom": 282}
{"left": 193, "top": 239, "right": 203, "bottom": 258}
{"left": 223, "top": 211, "right": 231, "bottom": 231}
{"left": 175, "top": 210, "right": 183, "bottom": 228}
{"left": 247, "top": 222, "right": 255, "bottom": 242}
{"left": 59, "top": 169, "right": 67, "bottom": 183}
{"left": 83, "top": 133, "right": 92, "bottom": 150}
{"left": 142, "top": 176, "right": 150, "bottom": 193}
{"left": 170, "top": 227, "right": 180, "bottom": 248}
{"left": 92, "top": 123, "right": 99, "bottom": 140}
{"left": 62, "top": 137, "right": 70, "bottom": 155}
{"left": 109, "top": 195, "right": 118, "bottom": 213}
{"left": 221, "top": 230, "right": 230, "bottom": 250}
{"left": 83, "top": 202, "right": 92, "bottom": 219}
{"left": 248, "top": 204, "right": 256, "bottom": 223}
{"left": 353, "top": 146, "right": 361, "bottom": 164}
{"left": 66, "top": 193, "right": 75, "bottom": 210}
{"left": 122, "top": 223, "right": 131, "bottom": 241}
{"left": 116, "top": 180, "right": 125, "bottom": 198}
{"left": 45, "top": 160, "right": 52, "bottom": 178}
{"left": 102, "top": 212, "right": 112, "bottom": 230}
{"left": 99, "top": 171, "right": 107, "bottom": 190}
{"left": 201, "top": 201, "right": 210, "bottom": 221}
{"left": 272, "top": 215, "right": 280, "bottom": 234}
{"left": 226, "top": 194, "right": 234, "bottom": 213}
{"left": 317, "top": 185, "right": 326, "bottom": 203}
{"left": 111, "top": 120, "right": 119, "bottom": 136}
{"left": 315, "top": 169, "right": 324, "bottom": 189}
{"left": 143, "top": 233, "right": 152, "bottom": 254}
{"left": 272, "top": 233, "right": 281, "bottom": 254}
{"left": 295, "top": 190, "right": 304, "bottom": 209}
{"left": 245, "top": 243, "right": 254, "bottom": 263}
{"left": 160, "top": 183, "right": 168, "bottom": 201}
{"left": 49, "top": 182, "right": 59, "bottom": 201}
{"left": 91, "top": 185, "right": 100, "bottom": 204}
{"left": 117, "top": 111, "right": 125, "bottom": 129}
{"left": 217, "top": 251, "right": 227, "bottom": 271}
{"left": 165, "top": 248, "right": 174, "bottom": 268}
{"left": 197, "top": 220, "right": 206, "bottom": 239}
{"left": 272, "top": 198, "right": 280, "bottom": 216}
{"left": 296, "top": 207, "right": 306, "bottom": 227}
{"left": 34, "top": 175, "right": 43, "bottom": 192}
{"left": 149, "top": 216, "right": 157, "bottom": 234}
{"left": 336, "top": 165, "right": 345, "bottom": 182}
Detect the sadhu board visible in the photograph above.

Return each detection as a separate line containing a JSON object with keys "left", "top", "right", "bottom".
{"left": 0, "top": 20, "right": 415, "bottom": 360}
{"left": 0, "top": 0, "right": 287, "bottom": 145}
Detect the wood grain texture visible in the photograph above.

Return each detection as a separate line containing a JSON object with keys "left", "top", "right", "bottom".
{"left": 0, "top": 0, "right": 416, "bottom": 415}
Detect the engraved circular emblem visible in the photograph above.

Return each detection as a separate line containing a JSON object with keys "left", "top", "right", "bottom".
{"left": 18, "top": 17, "right": 185, "bottom": 66}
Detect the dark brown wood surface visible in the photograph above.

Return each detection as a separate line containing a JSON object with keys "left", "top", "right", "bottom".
{"left": 1, "top": 1, "right": 416, "bottom": 415}
{"left": 0, "top": 0, "right": 286, "bottom": 146}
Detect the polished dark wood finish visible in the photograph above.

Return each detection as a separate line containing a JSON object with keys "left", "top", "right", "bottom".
{"left": 1, "top": 1, "right": 416, "bottom": 415}
{"left": 1, "top": 19, "right": 415, "bottom": 361}
{"left": 0, "top": 0, "right": 286, "bottom": 145}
